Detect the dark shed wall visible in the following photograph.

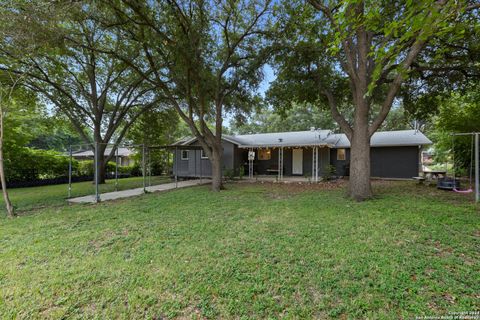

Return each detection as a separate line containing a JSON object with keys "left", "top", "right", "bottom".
{"left": 370, "top": 146, "right": 420, "bottom": 178}
{"left": 173, "top": 140, "right": 236, "bottom": 177}
{"left": 330, "top": 146, "right": 420, "bottom": 178}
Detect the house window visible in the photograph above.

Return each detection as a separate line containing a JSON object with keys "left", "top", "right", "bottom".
{"left": 258, "top": 149, "right": 271, "bottom": 160}
{"left": 337, "top": 149, "right": 346, "bottom": 161}
{"left": 181, "top": 150, "right": 189, "bottom": 160}
{"left": 201, "top": 149, "right": 208, "bottom": 159}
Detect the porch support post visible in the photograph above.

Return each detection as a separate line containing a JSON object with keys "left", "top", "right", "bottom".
{"left": 281, "top": 147, "right": 284, "bottom": 180}
{"left": 277, "top": 147, "right": 284, "bottom": 181}
{"left": 312, "top": 147, "right": 315, "bottom": 182}
{"left": 278, "top": 148, "right": 281, "bottom": 181}
{"left": 248, "top": 148, "right": 254, "bottom": 179}
{"left": 315, "top": 146, "right": 319, "bottom": 182}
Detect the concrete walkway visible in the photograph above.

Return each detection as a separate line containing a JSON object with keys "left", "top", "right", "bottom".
{"left": 67, "top": 179, "right": 211, "bottom": 204}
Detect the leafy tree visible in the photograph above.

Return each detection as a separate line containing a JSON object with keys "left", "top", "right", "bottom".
{"left": 0, "top": 72, "right": 20, "bottom": 217}
{"left": 431, "top": 88, "right": 480, "bottom": 175}
{"left": 126, "top": 108, "right": 180, "bottom": 176}
{"left": 270, "top": 0, "right": 473, "bottom": 200}
{"left": 232, "top": 101, "right": 412, "bottom": 134}
{"left": 1, "top": 2, "right": 163, "bottom": 183}
{"left": 127, "top": 108, "right": 180, "bottom": 147}
{"left": 231, "top": 102, "right": 336, "bottom": 134}
{"left": 402, "top": 5, "right": 480, "bottom": 122}
{"left": 0, "top": 0, "right": 67, "bottom": 216}
{"left": 28, "top": 116, "right": 83, "bottom": 152}
{"left": 108, "top": 0, "right": 272, "bottom": 191}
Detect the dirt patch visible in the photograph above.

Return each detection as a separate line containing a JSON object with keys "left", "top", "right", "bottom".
{"left": 253, "top": 180, "right": 347, "bottom": 200}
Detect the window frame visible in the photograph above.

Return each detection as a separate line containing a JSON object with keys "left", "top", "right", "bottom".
{"left": 258, "top": 149, "right": 272, "bottom": 161}
{"left": 201, "top": 149, "right": 208, "bottom": 159}
{"left": 337, "top": 148, "right": 346, "bottom": 161}
{"left": 181, "top": 150, "right": 189, "bottom": 160}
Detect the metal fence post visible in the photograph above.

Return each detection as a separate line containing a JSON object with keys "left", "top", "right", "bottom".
{"left": 94, "top": 142, "right": 100, "bottom": 203}
{"left": 68, "top": 145, "right": 72, "bottom": 198}
{"left": 148, "top": 147, "right": 152, "bottom": 187}
{"left": 142, "top": 144, "right": 146, "bottom": 193}
{"left": 115, "top": 146, "right": 119, "bottom": 191}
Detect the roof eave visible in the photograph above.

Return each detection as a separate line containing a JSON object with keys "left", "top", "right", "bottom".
{"left": 238, "top": 143, "right": 334, "bottom": 149}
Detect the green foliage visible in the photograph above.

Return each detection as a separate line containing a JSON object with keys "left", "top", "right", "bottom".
{"left": 127, "top": 108, "right": 180, "bottom": 147}
{"left": 238, "top": 166, "right": 245, "bottom": 180}
{"left": 5, "top": 147, "right": 75, "bottom": 182}
{"left": 77, "top": 160, "right": 95, "bottom": 177}
{"left": 269, "top": 0, "right": 469, "bottom": 130}
{"left": 232, "top": 102, "right": 411, "bottom": 134}
{"left": 77, "top": 161, "right": 143, "bottom": 177}
{"left": 232, "top": 102, "right": 337, "bottom": 134}
{"left": 223, "top": 168, "right": 236, "bottom": 181}
{"left": 323, "top": 164, "right": 337, "bottom": 181}
{"left": 431, "top": 89, "right": 480, "bottom": 173}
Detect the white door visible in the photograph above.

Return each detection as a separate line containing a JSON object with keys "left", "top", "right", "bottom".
{"left": 292, "top": 149, "right": 303, "bottom": 175}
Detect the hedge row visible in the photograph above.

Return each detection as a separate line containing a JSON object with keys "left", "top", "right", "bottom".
{"left": 5, "top": 148, "right": 144, "bottom": 184}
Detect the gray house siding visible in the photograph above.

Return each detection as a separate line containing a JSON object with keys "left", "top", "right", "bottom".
{"left": 238, "top": 147, "right": 330, "bottom": 176}
{"left": 330, "top": 148, "right": 351, "bottom": 176}
{"left": 175, "top": 145, "right": 420, "bottom": 179}
{"left": 370, "top": 146, "right": 420, "bottom": 178}
{"left": 173, "top": 140, "right": 237, "bottom": 177}
{"left": 330, "top": 146, "right": 420, "bottom": 178}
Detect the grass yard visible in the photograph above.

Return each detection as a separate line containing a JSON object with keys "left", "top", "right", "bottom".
{"left": 0, "top": 176, "right": 171, "bottom": 212}
{"left": 0, "top": 181, "right": 478, "bottom": 319}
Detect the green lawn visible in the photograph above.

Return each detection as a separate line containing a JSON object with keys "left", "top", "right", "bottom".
{"left": 0, "top": 181, "right": 478, "bottom": 319}
{"left": 0, "top": 176, "right": 171, "bottom": 212}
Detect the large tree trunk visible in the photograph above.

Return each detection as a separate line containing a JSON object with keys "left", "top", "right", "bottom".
{"left": 348, "top": 129, "right": 372, "bottom": 201}
{"left": 94, "top": 143, "right": 107, "bottom": 184}
{"left": 98, "top": 155, "right": 106, "bottom": 184}
{"left": 347, "top": 95, "right": 373, "bottom": 201}
{"left": 210, "top": 145, "right": 224, "bottom": 192}
{"left": 0, "top": 108, "right": 14, "bottom": 217}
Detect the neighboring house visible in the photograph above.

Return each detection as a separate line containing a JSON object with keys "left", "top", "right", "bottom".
{"left": 172, "top": 129, "right": 432, "bottom": 179}
{"left": 71, "top": 147, "right": 135, "bottom": 167}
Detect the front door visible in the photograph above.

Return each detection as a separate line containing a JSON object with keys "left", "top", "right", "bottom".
{"left": 292, "top": 148, "right": 303, "bottom": 175}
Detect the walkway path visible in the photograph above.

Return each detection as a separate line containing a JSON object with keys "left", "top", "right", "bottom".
{"left": 67, "top": 179, "right": 211, "bottom": 204}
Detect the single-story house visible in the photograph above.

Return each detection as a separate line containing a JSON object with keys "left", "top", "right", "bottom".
{"left": 172, "top": 129, "right": 432, "bottom": 180}
{"left": 71, "top": 147, "right": 135, "bottom": 167}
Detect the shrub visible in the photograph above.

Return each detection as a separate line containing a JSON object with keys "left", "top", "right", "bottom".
{"left": 238, "top": 166, "right": 245, "bottom": 179}
{"left": 224, "top": 168, "right": 235, "bottom": 181}
{"left": 323, "top": 165, "right": 337, "bottom": 181}
{"left": 77, "top": 160, "right": 95, "bottom": 176}
{"left": 5, "top": 147, "right": 78, "bottom": 182}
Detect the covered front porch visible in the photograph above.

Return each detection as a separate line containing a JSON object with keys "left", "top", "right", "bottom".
{"left": 239, "top": 145, "right": 332, "bottom": 182}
